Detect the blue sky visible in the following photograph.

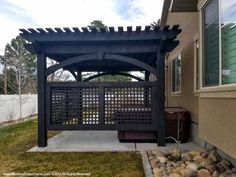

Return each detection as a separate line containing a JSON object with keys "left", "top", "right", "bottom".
{"left": 0, "top": 0, "right": 164, "bottom": 55}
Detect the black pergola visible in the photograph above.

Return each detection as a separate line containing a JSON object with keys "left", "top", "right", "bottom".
{"left": 20, "top": 25, "right": 181, "bottom": 147}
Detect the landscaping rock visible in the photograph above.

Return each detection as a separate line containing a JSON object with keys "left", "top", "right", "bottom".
{"left": 153, "top": 168, "right": 162, "bottom": 174}
{"left": 154, "top": 172, "right": 162, "bottom": 177}
{"left": 216, "top": 163, "right": 226, "bottom": 173}
{"left": 169, "top": 173, "right": 182, "bottom": 177}
{"left": 221, "top": 159, "right": 233, "bottom": 169}
{"left": 212, "top": 170, "right": 219, "bottom": 177}
{"left": 157, "top": 156, "right": 168, "bottom": 163}
{"left": 182, "top": 153, "right": 193, "bottom": 162}
{"left": 201, "top": 151, "right": 209, "bottom": 158}
{"left": 188, "top": 150, "right": 201, "bottom": 157}
{"left": 148, "top": 155, "right": 155, "bottom": 160}
{"left": 180, "top": 169, "right": 192, "bottom": 176}
{"left": 147, "top": 150, "right": 153, "bottom": 157}
{"left": 186, "top": 162, "right": 198, "bottom": 172}
{"left": 193, "top": 155, "right": 206, "bottom": 164}
{"left": 147, "top": 149, "right": 236, "bottom": 177}
{"left": 197, "top": 169, "right": 211, "bottom": 177}
{"left": 150, "top": 159, "right": 159, "bottom": 168}
{"left": 209, "top": 151, "right": 222, "bottom": 163}
{"left": 205, "top": 164, "right": 217, "bottom": 173}
{"left": 231, "top": 168, "right": 236, "bottom": 173}
{"left": 152, "top": 150, "right": 165, "bottom": 157}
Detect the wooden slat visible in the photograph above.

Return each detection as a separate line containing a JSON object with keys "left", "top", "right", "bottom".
{"left": 136, "top": 26, "right": 142, "bottom": 32}
{"left": 118, "top": 26, "right": 123, "bottom": 32}
{"left": 82, "top": 27, "right": 89, "bottom": 32}
{"left": 153, "top": 26, "right": 160, "bottom": 31}
{"left": 91, "top": 27, "right": 97, "bottom": 32}
{"left": 54, "top": 28, "right": 64, "bottom": 33}
{"left": 127, "top": 26, "right": 132, "bottom": 32}
{"left": 19, "top": 29, "right": 31, "bottom": 34}
{"left": 28, "top": 28, "right": 39, "bottom": 34}
{"left": 99, "top": 28, "right": 106, "bottom": 32}
{"left": 45, "top": 28, "right": 55, "bottom": 33}
{"left": 63, "top": 27, "right": 72, "bottom": 33}
{"left": 72, "top": 27, "right": 80, "bottom": 33}
{"left": 109, "top": 27, "right": 115, "bottom": 32}
{"left": 145, "top": 26, "right": 151, "bottom": 31}
{"left": 163, "top": 25, "right": 170, "bottom": 31}
{"left": 172, "top": 25, "right": 179, "bottom": 31}
{"left": 36, "top": 28, "right": 47, "bottom": 34}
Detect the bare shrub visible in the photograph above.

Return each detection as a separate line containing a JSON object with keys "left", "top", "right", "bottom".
{"left": 28, "top": 104, "right": 36, "bottom": 117}
{"left": 6, "top": 106, "right": 16, "bottom": 122}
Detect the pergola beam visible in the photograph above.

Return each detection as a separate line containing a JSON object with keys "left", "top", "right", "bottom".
{"left": 25, "top": 43, "right": 158, "bottom": 54}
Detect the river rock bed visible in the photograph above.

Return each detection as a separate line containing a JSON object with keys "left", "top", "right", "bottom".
{"left": 147, "top": 148, "right": 236, "bottom": 177}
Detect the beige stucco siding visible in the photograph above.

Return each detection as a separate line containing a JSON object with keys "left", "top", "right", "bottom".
{"left": 197, "top": 0, "right": 236, "bottom": 158}
{"left": 165, "top": 12, "right": 199, "bottom": 123}
{"left": 199, "top": 96, "right": 236, "bottom": 158}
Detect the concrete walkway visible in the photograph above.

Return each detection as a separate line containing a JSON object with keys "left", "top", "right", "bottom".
{"left": 29, "top": 131, "right": 200, "bottom": 152}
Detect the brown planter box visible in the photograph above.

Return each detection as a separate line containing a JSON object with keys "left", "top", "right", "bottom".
{"left": 118, "top": 107, "right": 190, "bottom": 143}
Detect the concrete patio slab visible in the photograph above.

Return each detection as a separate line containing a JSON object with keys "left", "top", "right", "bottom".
{"left": 29, "top": 131, "right": 200, "bottom": 152}
{"left": 29, "top": 131, "right": 136, "bottom": 152}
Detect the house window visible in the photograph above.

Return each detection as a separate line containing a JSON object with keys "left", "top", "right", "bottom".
{"left": 221, "top": 1, "right": 236, "bottom": 84}
{"left": 172, "top": 55, "right": 181, "bottom": 93}
{"left": 202, "top": 0, "right": 219, "bottom": 86}
{"left": 201, "top": 0, "right": 236, "bottom": 87}
{"left": 194, "top": 39, "right": 200, "bottom": 90}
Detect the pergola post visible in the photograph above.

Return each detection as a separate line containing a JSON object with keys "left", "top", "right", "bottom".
{"left": 144, "top": 71, "right": 150, "bottom": 81}
{"left": 156, "top": 48, "right": 166, "bottom": 146}
{"left": 37, "top": 53, "right": 47, "bottom": 147}
{"left": 77, "top": 71, "right": 82, "bottom": 82}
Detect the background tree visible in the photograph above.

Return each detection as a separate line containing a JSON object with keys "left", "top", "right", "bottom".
{"left": 4, "top": 36, "right": 37, "bottom": 118}
{"left": 5, "top": 36, "right": 37, "bottom": 94}
{"left": 86, "top": 20, "right": 131, "bottom": 82}
{"left": 150, "top": 19, "right": 160, "bottom": 29}
{"left": 87, "top": 20, "right": 108, "bottom": 31}
{"left": 47, "top": 58, "right": 71, "bottom": 82}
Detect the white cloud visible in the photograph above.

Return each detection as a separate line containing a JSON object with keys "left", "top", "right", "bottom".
{"left": 0, "top": 0, "right": 163, "bottom": 54}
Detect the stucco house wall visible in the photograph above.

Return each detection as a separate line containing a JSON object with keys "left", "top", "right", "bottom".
{"left": 165, "top": 12, "right": 199, "bottom": 124}
{"left": 160, "top": 0, "right": 236, "bottom": 159}
{"left": 197, "top": 0, "right": 236, "bottom": 159}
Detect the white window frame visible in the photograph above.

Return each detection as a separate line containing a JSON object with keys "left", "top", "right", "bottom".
{"left": 193, "top": 35, "right": 200, "bottom": 92}
{"left": 171, "top": 54, "right": 182, "bottom": 94}
{"left": 199, "top": 0, "right": 236, "bottom": 90}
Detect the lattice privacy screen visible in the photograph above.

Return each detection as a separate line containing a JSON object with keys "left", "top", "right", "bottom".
{"left": 104, "top": 86, "right": 152, "bottom": 125}
{"left": 50, "top": 85, "right": 152, "bottom": 126}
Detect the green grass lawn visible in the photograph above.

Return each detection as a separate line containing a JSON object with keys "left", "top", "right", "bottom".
{"left": 0, "top": 118, "right": 144, "bottom": 177}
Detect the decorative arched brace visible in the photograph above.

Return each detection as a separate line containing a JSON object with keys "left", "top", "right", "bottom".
{"left": 83, "top": 72, "right": 144, "bottom": 82}
{"left": 46, "top": 54, "right": 96, "bottom": 76}
{"left": 104, "top": 54, "right": 157, "bottom": 75}
{"left": 46, "top": 53, "right": 158, "bottom": 76}
{"left": 67, "top": 70, "right": 78, "bottom": 81}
